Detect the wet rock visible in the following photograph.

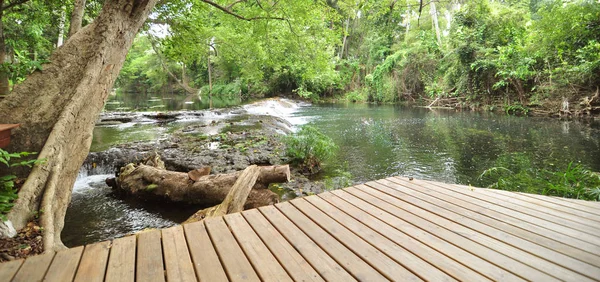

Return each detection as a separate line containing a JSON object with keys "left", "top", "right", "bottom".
{"left": 84, "top": 114, "right": 310, "bottom": 198}
{"left": 143, "top": 112, "right": 181, "bottom": 120}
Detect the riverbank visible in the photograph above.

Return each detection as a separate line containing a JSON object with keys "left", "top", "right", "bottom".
{"left": 318, "top": 89, "right": 600, "bottom": 121}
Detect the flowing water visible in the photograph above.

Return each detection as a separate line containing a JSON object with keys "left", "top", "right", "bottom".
{"left": 63, "top": 95, "right": 600, "bottom": 247}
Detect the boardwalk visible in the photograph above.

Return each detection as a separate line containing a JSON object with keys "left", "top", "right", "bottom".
{"left": 1, "top": 177, "right": 600, "bottom": 281}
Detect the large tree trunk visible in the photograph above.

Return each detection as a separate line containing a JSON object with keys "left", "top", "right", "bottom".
{"left": 0, "top": 0, "right": 158, "bottom": 251}
{"left": 68, "top": 0, "right": 87, "bottom": 37}
{"left": 109, "top": 163, "right": 288, "bottom": 208}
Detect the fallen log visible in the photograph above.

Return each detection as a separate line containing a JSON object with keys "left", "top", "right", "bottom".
{"left": 106, "top": 161, "right": 288, "bottom": 209}
{"left": 184, "top": 165, "right": 260, "bottom": 223}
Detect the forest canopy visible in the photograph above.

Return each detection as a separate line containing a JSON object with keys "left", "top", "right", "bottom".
{"left": 2, "top": 0, "right": 599, "bottom": 110}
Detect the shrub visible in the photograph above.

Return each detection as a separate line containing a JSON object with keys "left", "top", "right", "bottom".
{"left": 0, "top": 149, "right": 40, "bottom": 220}
{"left": 283, "top": 126, "right": 337, "bottom": 174}
{"left": 478, "top": 152, "right": 600, "bottom": 201}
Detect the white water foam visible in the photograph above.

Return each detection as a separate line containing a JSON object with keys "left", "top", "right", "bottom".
{"left": 243, "top": 98, "right": 311, "bottom": 129}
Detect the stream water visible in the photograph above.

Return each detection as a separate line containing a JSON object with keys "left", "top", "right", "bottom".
{"left": 63, "top": 94, "right": 600, "bottom": 247}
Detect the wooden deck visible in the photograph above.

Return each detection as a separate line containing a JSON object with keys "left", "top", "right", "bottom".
{"left": 2, "top": 177, "right": 600, "bottom": 281}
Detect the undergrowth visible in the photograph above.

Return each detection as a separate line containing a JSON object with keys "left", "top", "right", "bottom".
{"left": 478, "top": 152, "right": 600, "bottom": 201}
{"left": 0, "top": 149, "right": 41, "bottom": 220}
{"left": 282, "top": 125, "right": 338, "bottom": 174}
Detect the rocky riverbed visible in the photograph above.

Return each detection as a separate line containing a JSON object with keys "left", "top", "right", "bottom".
{"left": 84, "top": 99, "right": 327, "bottom": 202}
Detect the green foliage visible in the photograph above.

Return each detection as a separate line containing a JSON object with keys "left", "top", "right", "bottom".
{"left": 504, "top": 104, "right": 530, "bottom": 116}
{"left": 343, "top": 0, "right": 600, "bottom": 106}
{"left": 479, "top": 153, "right": 600, "bottom": 201}
{"left": 200, "top": 81, "right": 242, "bottom": 98}
{"left": 345, "top": 88, "right": 368, "bottom": 103}
{"left": 283, "top": 125, "right": 338, "bottom": 174}
{"left": 0, "top": 149, "right": 41, "bottom": 221}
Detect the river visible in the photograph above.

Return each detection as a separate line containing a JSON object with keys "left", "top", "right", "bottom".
{"left": 63, "top": 94, "right": 600, "bottom": 247}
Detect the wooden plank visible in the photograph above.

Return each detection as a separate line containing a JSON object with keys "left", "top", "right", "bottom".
{"left": 517, "top": 192, "right": 600, "bottom": 216}
{"left": 204, "top": 217, "right": 260, "bottom": 282}
{"left": 418, "top": 180, "right": 600, "bottom": 239}
{"left": 392, "top": 178, "right": 600, "bottom": 266}
{"left": 74, "top": 241, "right": 111, "bottom": 282}
{"left": 242, "top": 209, "right": 324, "bottom": 282}
{"left": 183, "top": 221, "right": 228, "bottom": 282}
{"left": 258, "top": 205, "right": 356, "bottom": 282}
{"left": 44, "top": 246, "right": 84, "bottom": 282}
{"left": 0, "top": 124, "right": 18, "bottom": 148}
{"left": 336, "top": 187, "right": 528, "bottom": 281}
{"left": 318, "top": 192, "right": 490, "bottom": 281}
{"left": 105, "top": 235, "right": 136, "bottom": 282}
{"left": 367, "top": 180, "right": 598, "bottom": 281}
{"left": 12, "top": 252, "right": 55, "bottom": 282}
{"left": 136, "top": 230, "right": 165, "bottom": 282}
{"left": 409, "top": 178, "right": 600, "bottom": 246}
{"left": 290, "top": 198, "right": 424, "bottom": 281}
{"left": 483, "top": 188, "right": 600, "bottom": 222}
{"left": 162, "top": 225, "right": 196, "bottom": 282}
{"left": 0, "top": 259, "right": 23, "bottom": 281}
{"left": 452, "top": 183, "right": 600, "bottom": 229}
{"left": 275, "top": 202, "right": 391, "bottom": 281}
{"left": 224, "top": 213, "right": 292, "bottom": 282}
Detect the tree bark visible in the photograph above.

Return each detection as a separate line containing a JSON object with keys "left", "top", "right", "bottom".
{"left": 57, "top": 6, "right": 66, "bottom": 47}
{"left": 108, "top": 163, "right": 288, "bottom": 208}
{"left": 183, "top": 165, "right": 261, "bottom": 223}
{"left": 339, "top": 17, "right": 349, "bottom": 60}
{"left": 0, "top": 12, "right": 10, "bottom": 97}
{"left": 430, "top": 1, "right": 442, "bottom": 46}
{"left": 0, "top": 0, "right": 159, "bottom": 251}
{"left": 68, "top": 0, "right": 86, "bottom": 37}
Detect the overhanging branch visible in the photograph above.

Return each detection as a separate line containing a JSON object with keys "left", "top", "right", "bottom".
{"left": 200, "top": 0, "right": 285, "bottom": 21}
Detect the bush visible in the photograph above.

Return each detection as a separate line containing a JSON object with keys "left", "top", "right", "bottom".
{"left": 0, "top": 149, "right": 40, "bottom": 220}
{"left": 345, "top": 88, "right": 368, "bottom": 103}
{"left": 283, "top": 126, "right": 338, "bottom": 174}
{"left": 478, "top": 153, "right": 600, "bottom": 201}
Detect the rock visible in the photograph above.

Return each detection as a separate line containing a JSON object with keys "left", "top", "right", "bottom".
{"left": 83, "top": 113, "right": 316, "bottom": 200}
{"left": 0, "top": 221, "right": 17, "bottom": 238}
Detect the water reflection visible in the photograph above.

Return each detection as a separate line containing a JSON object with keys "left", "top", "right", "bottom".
{"left": 104, "top": 91, "right": 242, "bottom": 112}
{"left": 295, "top": 104, "right": 600, "bottom": 187}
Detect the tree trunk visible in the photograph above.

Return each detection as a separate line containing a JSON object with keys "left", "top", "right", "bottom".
{"left": 108, "top": 163, "right": 288, "bottom": 208}
{"left": 0, "top": 0, "right": 158, "bottom": 251}
{"left": 339, "top": 17, "right": 349, "bottom": 60}
{"left": 430, "top": 1, "right": 442, "bottom": 46}
{"left": 207, "top": 52, "right": 213, "bottom": 97}
{"left": 57, "top": 6, "right": 67, "bottom": 47}
{"left": 68, "top": 0, "right": 87, "bottom": 37}
{"left": 184, "top": 165, "right": 261, "bottom": 223}
{"left": 404, "top": 5, "right": 411, "bottom": 42}
{"left": 0, "top": 12, "right": 10, "bottom": 97}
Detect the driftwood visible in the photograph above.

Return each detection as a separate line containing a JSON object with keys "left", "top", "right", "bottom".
{"left": 107, "top": 161, "right": 289, "bottom": 209}
{"left": 184, "top": 165, "right": 260, "bottom": 223}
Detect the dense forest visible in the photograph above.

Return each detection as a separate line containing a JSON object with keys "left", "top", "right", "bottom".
{"left": 3, "top": 0, "right": 598, "bottom": 115}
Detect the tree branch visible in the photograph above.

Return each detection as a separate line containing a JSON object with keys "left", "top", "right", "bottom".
{"left": 227, "top": 0, "right": 245, "bottom": 10}
{"left": 2, "top": 0, "right": 30, "bottom": 11}
{"left": 200, "top": 0, "right": 285, "bottom": 21}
